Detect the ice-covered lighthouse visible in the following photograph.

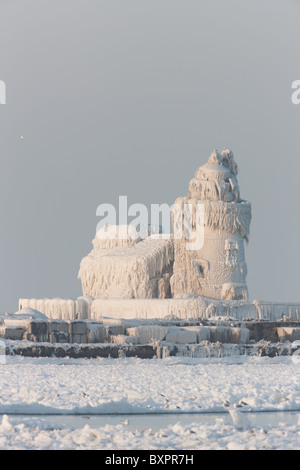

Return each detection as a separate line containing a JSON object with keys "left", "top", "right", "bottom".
{"left": 170, "top": 149, "right": 252, "bottom": 301}
{"left": 19, "top": 149, "right": 300, "bottom": 323}
{"left": 77, "top": 148, "right": 252, "bottom": 303}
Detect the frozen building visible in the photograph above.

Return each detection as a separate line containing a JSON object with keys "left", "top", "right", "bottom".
{"left": 78, "top": 226, "right": 173, "bottom": 300}
{"left": 78, "top": 150, "right": 251, "bottom": 303}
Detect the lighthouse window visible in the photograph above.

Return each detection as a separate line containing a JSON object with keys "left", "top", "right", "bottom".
{"left": 198, "top": 264, "right": 204, "bottom": 276}
{"left": 225, "top": 240, "right": 238, "bottom": 267}
{"left": 192, "top": 259, "right": 209, "bottom": 278}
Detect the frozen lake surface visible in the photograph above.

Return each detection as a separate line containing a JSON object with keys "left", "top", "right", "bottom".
{"left": 3, "top": 409, "right": 300, "bottom": 432}
{"left": 0, "top": 355, "right": 299, "bottom": 449}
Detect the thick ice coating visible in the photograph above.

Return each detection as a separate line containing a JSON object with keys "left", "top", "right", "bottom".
{"left": 78, "top": 229, "right": 174, "bottom": 299}
{"left": 170, "top": 149, "right": 251, "bottom": 300}
{"left": 78, "top": 150, "right": 251, "bottom": 302}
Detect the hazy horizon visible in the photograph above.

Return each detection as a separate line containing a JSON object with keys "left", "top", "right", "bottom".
{"left": 1, "top": 0, "right": 300, "bottom": 313}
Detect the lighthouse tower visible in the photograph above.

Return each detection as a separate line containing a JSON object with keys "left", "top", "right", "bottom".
{"left": 170, "top": 149, "right": 252, "bottom": 301}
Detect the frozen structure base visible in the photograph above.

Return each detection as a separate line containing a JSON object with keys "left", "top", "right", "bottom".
{"left": 18, "top": 296, "right": 300, "bottom": 322}
{"left": 2, "top": 307, "right": 300, "bottom": 359}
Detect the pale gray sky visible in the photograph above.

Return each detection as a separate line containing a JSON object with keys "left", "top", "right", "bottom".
{"left": 0, "top": 0, "right": 300, "bottom": 313}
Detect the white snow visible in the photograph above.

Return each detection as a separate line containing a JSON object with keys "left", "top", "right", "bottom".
{"left": 2, "top": 356, "right": 300, "bottom": 415}
{"left": 14, "top": 308, "right": 48, "bottom": 320}
{"left": 0, "top": 413, "right": 299, "bottom": 450}
{"left": 0, "top": 355, "right": 299, "bottom": 449}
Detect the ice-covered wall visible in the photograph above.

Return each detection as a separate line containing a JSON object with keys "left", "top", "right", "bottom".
{"left": 253, "top": 300, "right": 300, "bottom": 321}
{"left": 18, "top": 298, "right": 77, "bottom": 320}
{"left": 18, "top": 296, "right": 300, "bottom": 321}
{"left": 18, "top": 296, "right": 93, "bottom": 320}
{"left": 171, "top": 149, "right": 251, "bottom": 301}
{"left": 18, "top": 296, "right": 255, "bottom": 321}
{"left": 90, "top": 296, "right": 208, "bottom": 320}
{"left": 78, "top": 229, "right": 174, "bottom": 299}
